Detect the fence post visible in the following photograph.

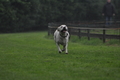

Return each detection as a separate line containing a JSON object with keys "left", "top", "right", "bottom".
{"left": 48, "top": 27, "right": 50, "bottom": 36}
{"left": 78, "top": 29, "right": 81, "bottom": 39}
{"left": 69, "top": 27, "right": 71, "bottom": 35}
{"left": 51, "top": 28, "right": 53, "bottom": 34}
{"left": 87, "top": 29, "right": 90, "bottom": 40}
{"left": 119, "top": 29, "right": 120, "bottom": 41}
{"left": 103, "top": 29, "right": 106, "bottom": 43}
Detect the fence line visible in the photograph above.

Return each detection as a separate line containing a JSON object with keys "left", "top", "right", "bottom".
{"left": 48, "top": 23, "right": 120, "bottom": 43}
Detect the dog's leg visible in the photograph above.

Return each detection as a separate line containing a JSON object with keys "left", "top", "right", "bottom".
{"left": 65, "top": 44, "right": 68, "bottom": 54}
{"left": 62, "top": 45, "right": 65, "bottom": 52}
{"left": 56, "top": 43, "right": 62, "bottom": 53}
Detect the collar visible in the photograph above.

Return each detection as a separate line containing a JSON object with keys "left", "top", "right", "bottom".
{"left": 60, "top": 33, "right": 68, "bottom": 38}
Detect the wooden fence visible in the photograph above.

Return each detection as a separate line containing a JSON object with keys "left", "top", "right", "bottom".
{"left": 48, "top": 22, "right": 120, "bottom": 43}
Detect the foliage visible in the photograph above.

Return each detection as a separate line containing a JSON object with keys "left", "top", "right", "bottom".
{"left": 0, "top": 0, "right": 119, "bottom": 32}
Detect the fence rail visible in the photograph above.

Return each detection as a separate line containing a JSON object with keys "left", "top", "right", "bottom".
{"left": 48, "top": 22, "right": 120, "bottom": 43}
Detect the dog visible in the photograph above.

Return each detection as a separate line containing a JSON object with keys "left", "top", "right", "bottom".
{"left": 54, "top": 25, "right": 70, "bottom": 54}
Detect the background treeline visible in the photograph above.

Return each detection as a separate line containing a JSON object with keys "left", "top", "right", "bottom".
{"left": 0, "top": 0, "right": 120, "bottom": 32}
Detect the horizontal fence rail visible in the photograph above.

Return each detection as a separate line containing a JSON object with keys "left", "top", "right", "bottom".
{"left": 48, "top": 22, "right": 120, "bottom": 43}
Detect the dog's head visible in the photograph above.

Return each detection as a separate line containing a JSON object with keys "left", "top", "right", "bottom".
{"left": 57, "top": 25, "right": 68, "bottom": 33}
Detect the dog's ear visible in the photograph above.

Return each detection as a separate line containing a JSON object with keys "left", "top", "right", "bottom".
{"left": 64, "top": 25, "right": 68, "bottom": 31}
{"left": 57, "top": 26, "right": 61, "bottom": 31}
{"left": 57, "top": 27, "right": 60, "bottom": 31}
{"left": 66, "top": 26, "right": 68, "bottom": 31}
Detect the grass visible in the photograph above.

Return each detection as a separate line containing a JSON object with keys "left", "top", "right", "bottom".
{"left": 0, "top": 31, "right": 120, "bottom": 80}
{"left": 69, "top": 35, "right": 120, "bottom": 46}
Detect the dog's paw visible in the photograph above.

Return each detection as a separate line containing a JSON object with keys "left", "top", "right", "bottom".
{"left": 59, "top": 51, "right": 62, "bottom": 53}
{"left": 62, "top": 49, "right": 65, "bottom": 52}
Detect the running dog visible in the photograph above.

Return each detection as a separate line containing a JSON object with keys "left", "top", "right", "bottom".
{"left": 54, "top": 25, "right": 70, "bottom": 54}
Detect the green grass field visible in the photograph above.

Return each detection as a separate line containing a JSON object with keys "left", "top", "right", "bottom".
{"left": 0, "top": 32, "right": 120, "bottom": 80}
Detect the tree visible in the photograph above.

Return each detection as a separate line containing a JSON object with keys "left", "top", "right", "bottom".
{"left": 0, "top": 0, "right": 119, "bottom": 32}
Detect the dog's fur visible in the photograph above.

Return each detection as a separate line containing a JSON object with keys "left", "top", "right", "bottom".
{"left": 54, "top": 25, "right": 70, "bottom": 54}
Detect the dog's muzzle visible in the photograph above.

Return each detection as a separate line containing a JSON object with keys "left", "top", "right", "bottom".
{"left": 61, "top": 27, "right": 67, "bottom": 33}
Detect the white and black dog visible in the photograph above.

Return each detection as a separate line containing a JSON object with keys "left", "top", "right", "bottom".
{"left": 54, "top": 25, "right": 70, "bottom": 54}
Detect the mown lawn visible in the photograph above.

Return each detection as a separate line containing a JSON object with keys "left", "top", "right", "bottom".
{"left": 0, "top": 32, "right": 120, "bottom": 80}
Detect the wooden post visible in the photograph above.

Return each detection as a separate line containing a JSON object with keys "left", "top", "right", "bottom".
{"left": 48, "top": 27, "right": 50, "bottom": 36}
{"left": 48, "top": 28, "right": 49, "bottom": 36}
{"left": 48, "top": 23, "right": 50, "bottom": 36}
{"left": 50, "top": 28, "right": 52, "bottom": 35}
{"left": 78, "top": 29, "right": 81, "bottom": 39}
{"left": 119, "top": 29, "right": 120, "bottom": 41}
{"left": 52, "top": 28, "right": 54, "bottom": 35}
{"left": 87, "top": 29, "right": 90, "bottom": 40}
{"left": 103, "top": 29, "right": 106, "bottom": 43}
{"left": 69, "top": 28, "right": 71, "bottom": 35}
